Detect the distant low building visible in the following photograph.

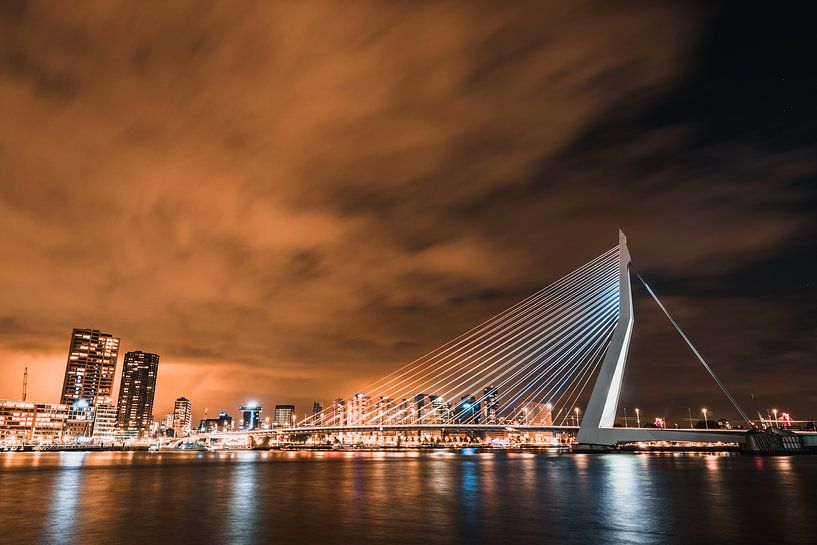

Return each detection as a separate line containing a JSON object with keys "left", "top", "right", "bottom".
{"left": 240, "top": 403, "right": 263, "bottom": 430}
{"left": 274, "top": 405, "right": 296, "bottom": 427}
{"left": 198, "top": 412, "right": 233, "bottom": 433}
{"left": 0, "top": 400, "right": 70, "bottom": 444}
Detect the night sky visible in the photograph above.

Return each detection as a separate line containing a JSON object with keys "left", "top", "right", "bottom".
{"left": 1, "top": 2, "right": 815, "bottom": 423}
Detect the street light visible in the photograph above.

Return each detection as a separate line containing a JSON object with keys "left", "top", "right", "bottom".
{"left": 772, "top": 408, "right": 778, "bottom": 428}
{"left": 624, "top": 407, "right": 629, "bottom": 428}
{"left": 635, "top": 408, "right": 640, "bottom": 428}
{"left": 575, "top": 407, "right": 580, "bottom": 426}
{"left": 702, "top": 408, "right": 708, "bottom": 430}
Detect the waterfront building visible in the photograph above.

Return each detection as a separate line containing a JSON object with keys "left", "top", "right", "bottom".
{"left": 394, "top": 398, "right": 410, "bottom": 424}
{"left": 429, "top": 395, "right": 451, "bottom": 424}
{"left": 455, "top": 395, "right": 480, "bottom": 424}
{"left": 240, "top": 402, "right": 262, "bottom": 430}
{"left": 173, "top": 397, "right": 192, "bottom": 437}
{"left": 482, "top": 386, "right": 499, "bottom": 424}
{"left": 374, "top": 397, "right": 393, "bottom": 425}
{"left": 92, "top": 398, "right": 118, "bottom": 443}
{"left": 65, "top": 400, "right": 95, "bottom": 440}
{"left": 347, "top": 393, "right": 370, "bottom": 426}
{"left": 161, "top": 412, "right": 174, "bottom": 431}
{"left": 60, "top": 328, "right": 120, "bottom": 407}
{"left": 198, "top": 412, "right": 233, "bottom": 433}
{"left": 60, "top": 328, "right": 120, "bottom": 435}
{"left": 414, "top": 393, "right": 427, "bottom": 424}
{"left": 311, "top": 401, "right": 323, "bottom": 426}
{"left": 0, "top": 400, "right": 70, "bottom": 444}
{"left": 274, "top": 405, "right": 296, "bottom": 427}
{"left": 116, "top": 351, "right": 159, "bottom": 437}
{"left": 518, "top": 402, "right": 553, "bottom": 425}
{"left": 332, "top": 398, "right": 346, "bottom": 426}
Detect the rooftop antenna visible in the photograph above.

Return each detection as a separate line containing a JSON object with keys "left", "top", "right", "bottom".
{"left": 22, "top": 366, "right": 28, "bottom": 401}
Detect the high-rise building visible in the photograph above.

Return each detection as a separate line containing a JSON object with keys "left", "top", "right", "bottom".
{"left": 482, "top": 386, "right": 499, "bottom": 424}
{"left": 173, "top": 397, "right": 192, "bottom": 437}
{"left": 414, "top": 393, "right": 427, "bottom": 424}
{"left": 429, "top": 395, "right": 451, "bottom": 424}
{"left": 333, "top": 398, "right": 346, "bottom": 426}
{"left": 347, "top": 393, "right": 369, "bottom": 425}
{"left": 374, "top": 397, "right": 393, "bottom": 425}
{"left": 60, "top": 329, "right": 120, "bottom": 407}
{"left": 274, "top": 404, "right": 296, "bottom": 427}
{"left": 395, "top": 398, "right": 410, "bottom": 424}
{"left": 240, "top": 402, "right": 262, "bottom": 430}
{"left": 311, "top": 401, "right": 323, "bottom": 426}
{"left": 116, "top": 351, "right": 160, "bottom": 438}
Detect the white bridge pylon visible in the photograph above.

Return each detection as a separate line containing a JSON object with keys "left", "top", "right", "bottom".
{"left": 576, "top": 230, "right": 751, "bottom": 447}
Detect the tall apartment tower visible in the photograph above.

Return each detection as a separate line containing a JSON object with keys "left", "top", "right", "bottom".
{"left": 60, "top": 329, "right": 120, "bottom": 407}
{"left": 172, "top": 397, "right": 192, "bottom": 437}
{"left": 116, "top": 351, "right": 160, "bottom": 437}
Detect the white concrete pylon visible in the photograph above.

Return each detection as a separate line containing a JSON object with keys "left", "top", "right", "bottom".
{"left": 576, "top": 229, "right": 633, "bottom": 446}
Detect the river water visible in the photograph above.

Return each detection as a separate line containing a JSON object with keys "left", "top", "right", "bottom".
{"left": 0, "top": 450, "right": 815, "bottom": 545}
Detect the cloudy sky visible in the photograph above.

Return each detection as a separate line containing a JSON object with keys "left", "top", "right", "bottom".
{"left": 1, "top": 2, "right": 815, "bottom": 423}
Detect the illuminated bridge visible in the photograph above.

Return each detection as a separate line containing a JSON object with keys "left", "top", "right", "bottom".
{"left": 188, "top": 231, "right": 816, "bottom": 452}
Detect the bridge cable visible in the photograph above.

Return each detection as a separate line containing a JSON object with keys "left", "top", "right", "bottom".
{"left": 635, "top": 273, "right": 753, "bottom": 425}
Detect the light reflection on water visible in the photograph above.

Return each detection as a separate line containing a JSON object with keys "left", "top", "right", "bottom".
{"left": 1, "top": 450, "right": 816, "bottom": 545}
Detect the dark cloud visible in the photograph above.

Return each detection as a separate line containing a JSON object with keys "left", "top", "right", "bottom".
{"left": 0, "top": 2, "right": 815, "bottom": 421}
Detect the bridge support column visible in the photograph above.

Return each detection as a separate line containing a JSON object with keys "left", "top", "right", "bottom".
{"left": 576, "top": 230, "right": 633, "bottom": 449}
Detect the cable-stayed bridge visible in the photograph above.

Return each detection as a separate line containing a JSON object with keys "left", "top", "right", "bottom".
{"left": 197, "top": 231, "right": 816, "bottom": 451}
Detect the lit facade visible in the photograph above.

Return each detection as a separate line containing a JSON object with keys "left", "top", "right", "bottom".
{"left": 482, "top": 386, "right": 499, "bottom": 424}
{"left": 0, "top": 400, "right": 69, "bottom": 443}
{"left": 92, "top": 399, "right": 118, "bottom": 443}
{"left": 60, "top": 328, "right": 120, "bottom": 437}
{"left": 60, "top": 328, "right": 120, "bottom": 407}
{"left": 116, "top": 351, "right": 159, "bottom": 437}
{"left": 274, "top": 405, "right": 295, "bottom": 427}
{"left": 332, "top": 398, "right": 346, "bottom": 426}
{"left": 240, "top": 403, "right": 262, "bottom": 430}
{"left": 173, "top": 397, "right": 192, "bottom": 437}
{"left": 347, "top": 393, "right": 370, "bottom": 426}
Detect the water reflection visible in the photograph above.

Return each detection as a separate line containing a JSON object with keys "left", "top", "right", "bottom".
{"left": 44, "top": 453, "right": 86, "bottom": 544}
{"left": 227, "top": 452, "right": 260, "bottom": 545}
{"left": 1, "top": 451, "right": 816, "bottom": 545}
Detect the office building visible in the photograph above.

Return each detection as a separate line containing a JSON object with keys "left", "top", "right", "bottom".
{"left": 0, "top": 400, "right": 69, "bottom": 443}
{"left": 311, "top": 401, "right": 323, "bottom": 426}
{"left": 429, "top": 395, "right": 451, "bottom": 424}
{"left": 482, "top": 386, "right": 499, "bottom": 424}
{"left": 333, "top": 398, "right": 346, "bottom": 426}
{"left": 374, "top": 397, "right": 393, "bottom": 425}
{"left": 274, "top": 404, "right": 296, "bottom": 427}
{"left": 116, "top": 351, "right": 159, "bottom": 438}
{"left": 347, "top": 393, "right": 369, "bottom": 426}
{"left": 92, "top": 399, "right": 118, "bottom": 443}
{"left": 198, "top": 412, "right": 233, "bottom": 433}
{"left": 414, "top": 393, "right": 427, "bottom": 424}
{"left": 240, "top": 402, "right": 262, "bottom": 430}
{"left": 455, "top": 395, "right": 480, "bottom": 424}
{"left": 173, "top": 397, "right": 192, "bottom": 437}
{"left": 60, "top": 329, "right": 120, "bottom": 407}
